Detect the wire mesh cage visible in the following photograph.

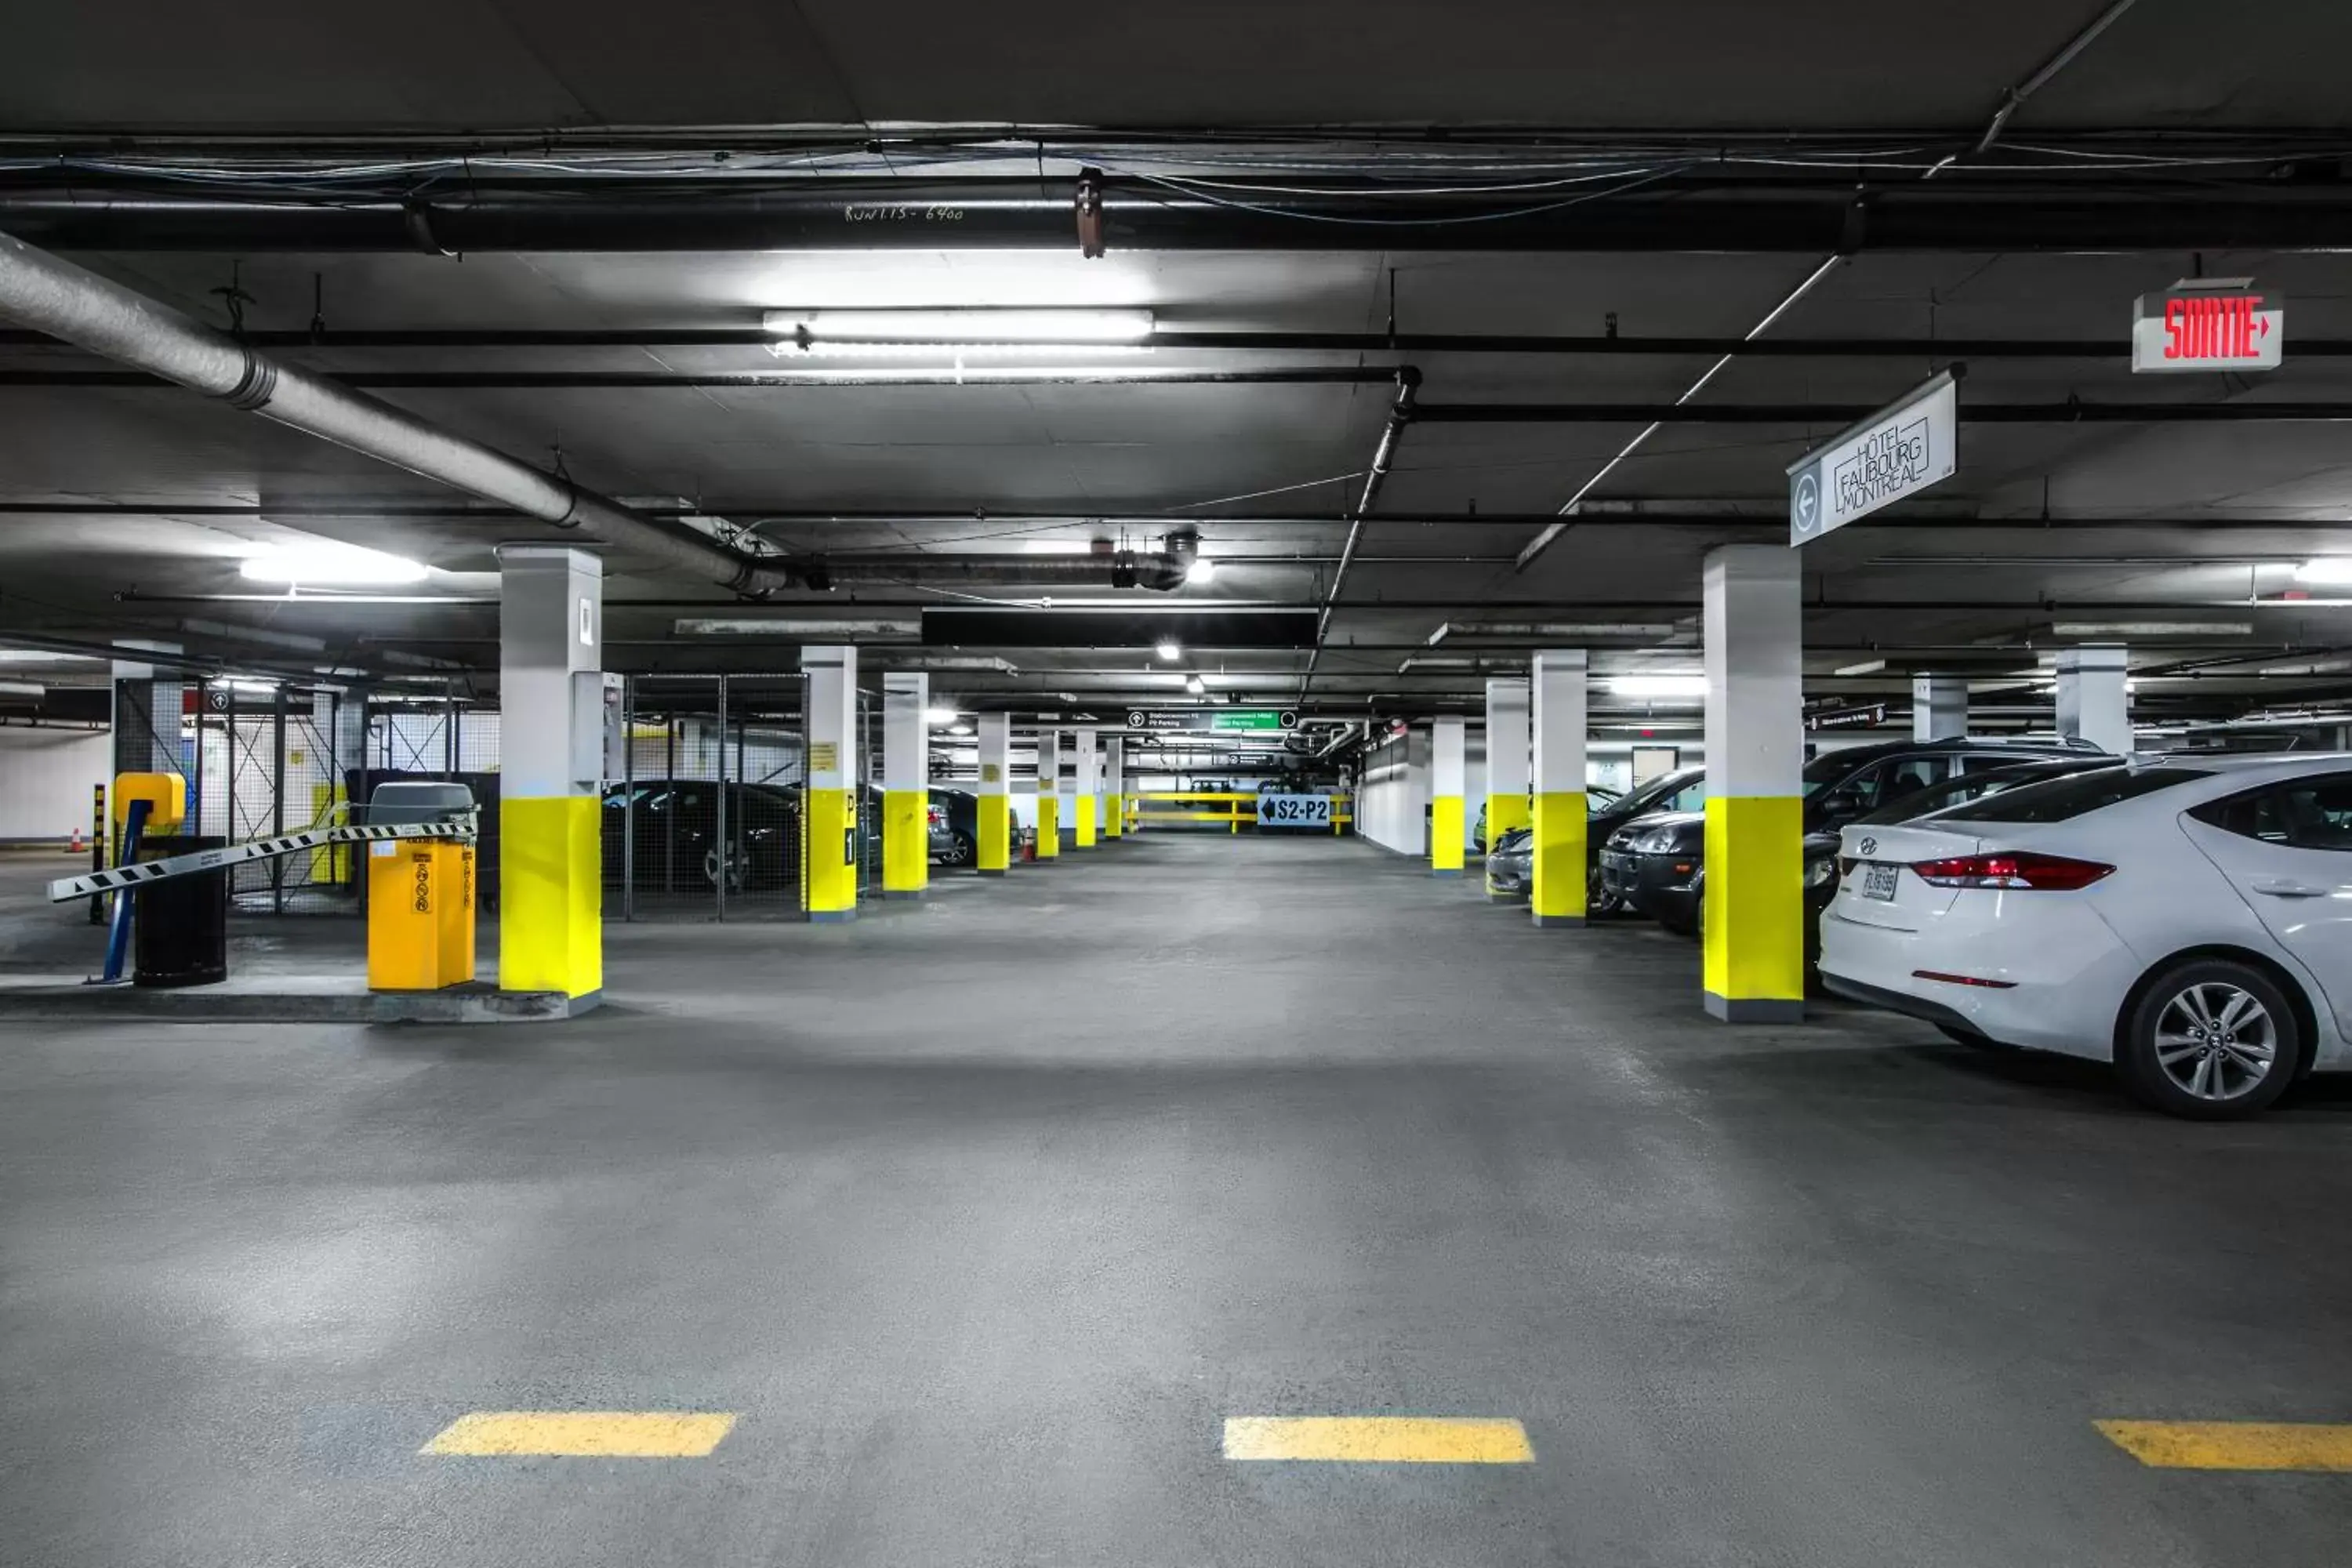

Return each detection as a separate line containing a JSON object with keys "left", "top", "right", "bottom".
{"left": 612, "top": 673, "right": 809, "bottom": 922}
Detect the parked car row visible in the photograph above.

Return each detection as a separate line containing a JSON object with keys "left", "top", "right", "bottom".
{"left": 601, "top": 779, "right": 986, "bottom": 888}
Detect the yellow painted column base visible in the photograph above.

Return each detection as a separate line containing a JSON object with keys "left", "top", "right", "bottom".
{"left": 1074, "top": 793, "right": 1098, "bottom": 848}
{"left": 1528, "top": 790, "right": 1588, "bottom": 926}
{"left": 804, "top": 786, "right": 857, "bottom": 921}
{"left": 1036, "top": 798, "right": 1060, "bottom": 859}
{"left": 499, "top": 795, "right": 600, "bottom": 997}
{"left": 1105, "top": 794, "right": 1124, "bottom": 838}
{"left": 1430, "top": 794, "right": 1465, "bottom": 874}
{"left": 1702, "top": 794, "right": 1805, "bottom": 1022}
{"left": 977, "top": 795, "right": 1011, "bottom": 874}
{"left": 882, "top": 788, "right": 928, "bottom": 897}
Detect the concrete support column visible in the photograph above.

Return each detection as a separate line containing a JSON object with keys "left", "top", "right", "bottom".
{"left": 1530, "top": 650, "right": 1589, "bottom": 927}
{"left": 803, "top": 644, "right": 859, "bottom": 921}
{"left": 1912, "top": 674, "right": 1969, "bottom": 742}
{"left": 1105, "top": 736, "right": 1126, "bottom": 839}
{"left": 499, "top": 546, "right": 604, "bottom": 1003}
{"left": 1431, "top": 715, "right": 1466, "bottom": 875}
{"left": 110, "top": 641, "right": 185, "bottom": 786}
{"left": 1483, "top": 677, "right": 1531, "bottom": 899}
{"left": 1702, "top": 545, "right": 1804, "bottom": 1024}
{"left": 1072, "top": 728, "right": 1100, "bottom": 848}
{"left": 2056, "top": 644, "right": 2132, "bottom": 756}
{"left": 880, "top": 671, "right": 929, "bottom": 898}
{"left": 976, "top": 712, "right": 1011, "bottom": 875}
{"left": 1033, "top": 728, "right": 1062, "bottom": 859}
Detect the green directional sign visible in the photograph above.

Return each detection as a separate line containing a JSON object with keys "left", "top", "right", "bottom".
{"left": 1210, "top": 710, "right": 1298, "bottom": 732}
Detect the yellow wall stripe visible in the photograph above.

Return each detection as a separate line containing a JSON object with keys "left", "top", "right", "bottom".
{"left": 2096, "top": 1420, "right": 2352, "bottom": 1471}
{"left": 1222, "top": 1417, "right": 1532, "bottom": 1463}
{"left": 422, "top": 1411, "right": 738, "bottom": 1457}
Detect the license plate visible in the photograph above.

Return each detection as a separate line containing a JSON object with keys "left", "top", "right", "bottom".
{"left": 1860, "top": 862, "right": 1900, "bottom": 901}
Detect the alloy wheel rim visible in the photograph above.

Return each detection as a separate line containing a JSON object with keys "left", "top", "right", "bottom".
{"left": 2154, "top": 982, "right": 2277, "bottom": 1102}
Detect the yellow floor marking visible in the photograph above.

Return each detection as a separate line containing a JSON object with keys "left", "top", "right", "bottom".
{"left": 420, "top": 1411, "right": 738, "bottom": 1457}
{"left": 1222, "top": 1416, "right": 1533, "bottom": 1464}
{"left": 2096, "top": 1420, "right": 2352, "bottom": 1472}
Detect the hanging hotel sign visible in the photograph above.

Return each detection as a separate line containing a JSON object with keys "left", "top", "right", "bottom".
{"left": 2132, "top": 279, "right": 2282, "bottom": 373}
{"left": 1788, "top": 369, "right": 1958, "bottom": 546}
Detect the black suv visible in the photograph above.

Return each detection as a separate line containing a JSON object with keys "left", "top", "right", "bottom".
{"left": 1599, "top": 738, "right": 2112, "bottom": 936}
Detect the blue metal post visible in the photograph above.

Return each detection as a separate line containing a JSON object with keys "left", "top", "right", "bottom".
{"left": 93, "top": 797, "right": 151, "bottom": 985}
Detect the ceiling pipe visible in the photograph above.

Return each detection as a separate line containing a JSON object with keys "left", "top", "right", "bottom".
{"left": 1302, "top": 368, "right": 1419, "bottom": 700}
{"left": 1416, "top": 401, "right": 2352, "bottom": 425}
{"left": 13, "top": 176, "right": 2352, "bottom": 252}
{"left": 0, "top": 365, "right": 1403, "bottom": 390}
{"left": 0, "top": 226, "right": 802, "bottom": 597}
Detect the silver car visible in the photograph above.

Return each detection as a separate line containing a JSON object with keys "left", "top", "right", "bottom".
{"left": 1484, "top": 826, "right": 1534, "bottom": 894}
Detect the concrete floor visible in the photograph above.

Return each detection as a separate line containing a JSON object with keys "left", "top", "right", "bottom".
{"left": 3, "top": 836, "right": 2349, "bottom": 1566}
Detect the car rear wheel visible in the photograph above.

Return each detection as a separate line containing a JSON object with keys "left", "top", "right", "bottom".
{"left": 940, "top": 830, "right": 976, "bottom": 866}
{"left": 702, "top": 843, "right": 746, "bottom": 892}
{"left": 1585, "top": 866, "right": 1617, "bottom": 916}
{"left": 2117, "top": 960, "right": 2304, "bottom": 1120}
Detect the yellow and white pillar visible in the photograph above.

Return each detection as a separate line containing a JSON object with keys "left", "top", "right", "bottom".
{"left": 1530, "top": 649, "right": 1588, "bottom": 927}
{"left": 880, "top": 670, "right": 929, "bottom": 899}
{"left": 1104, "top": 736, "right": 1125, "bottom": 839}
{"left": 1072, "top": 727, "right": 1100, "bottom": 848}
{"left": 1033, "top": 728, "right": 1062, "bottom": 860}
{"left": 804, "top": 644, "right": 859, "bottom": 922}
{"left": 1702, "top": 545, "right": 1803, "bottom": 1022}
{"left": 976, "top": 711, "right": 1011, "bottom": 875}
{"left": 1483, "top": 677, "right": 1531, "bottom": 900}
{"left": 497, "top": 546, "right": 603, "bottom": 1009}
{"left": 1431, "top": 714, "right": 1466, "bottom": 876}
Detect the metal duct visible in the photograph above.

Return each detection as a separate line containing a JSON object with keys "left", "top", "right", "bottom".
{"left": 811, "top": 552, "right": 1190, "bottom": 592}
{"left": 0, "top": 227, "right": 799, "bottom": 595}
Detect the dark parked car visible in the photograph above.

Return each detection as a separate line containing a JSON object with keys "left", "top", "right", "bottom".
{"left": 1602, "top": 738, "right": 2112, "bottom": 936}
{"left": 1481, "top": 786, "right": 1626, "bottom": 895}
{"left": 601, "top": 779, "right": 801, "bottom": 891}
{"left": 928, "top": 787, "right": 980, "bottom": 866}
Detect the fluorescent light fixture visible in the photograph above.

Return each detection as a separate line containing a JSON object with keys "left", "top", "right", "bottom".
{"left": 673, "top": 617, "right": 920, "bottom": 637}
{"left": 1834, "top": 659, "right": 1887, "bottom": 677}
{"left": 883, "top": 655, "right": 1021, "bottom": 673}
{"left": 1606, "top": 673, "right": 1709, "bottom": 700}
{"left": 2053, "top": 622, "right": 2252, "bottom": 637}
{"left": 763, "top": 307, "right": 1155, "bottom": 358}
{"left": 949, "top": 723, "right": 975, "bottom": 737}
{"left": 1185, "top": 674, "right": 1207, "bottom": 695}
{"left": 1426, "top": 621, "right": 1679, "bottom": 645}
{"left": 1185, "top": 556, "right": 1217, "bottom": 585}
{"left": 0, "top": 648, "right": 99, "bottom": 664}
{"left": 922, "top": 706, "right": 959, "bottom": 725}
{"left": 238, "top": 543, "right": 426, "bottom": 586}
{"left": 0, "top": 681, "right": 45, "bottom": 698}
{"left": 1155, "top": 639, "right": 1181, "bottom": 662}
{"left": 2295, "top": 558, "right": 2352, "bottom": 586}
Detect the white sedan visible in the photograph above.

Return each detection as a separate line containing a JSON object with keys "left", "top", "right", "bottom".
{"left": 1818, "top": 754, "right": 2352, "bottom": 1118}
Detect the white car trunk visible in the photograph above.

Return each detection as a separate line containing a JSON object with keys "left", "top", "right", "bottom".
{"left": 1831, "top": 821, "right": 1986, "bottom": 931}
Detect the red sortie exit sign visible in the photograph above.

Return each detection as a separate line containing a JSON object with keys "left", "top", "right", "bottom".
{"left": 2132, "top": 279, "right": 2283, "bottom": 372}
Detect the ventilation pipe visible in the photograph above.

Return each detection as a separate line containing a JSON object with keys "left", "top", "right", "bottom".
{"left": 0, "top": 230, "right": 1193, "bottom": 595}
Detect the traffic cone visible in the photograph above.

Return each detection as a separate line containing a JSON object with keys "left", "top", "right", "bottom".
{"left": 65, "top": 826, "right": 84, "bottom": 855}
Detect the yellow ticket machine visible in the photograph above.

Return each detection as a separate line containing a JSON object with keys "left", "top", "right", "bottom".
{"left": 364, "top": 782, "right": 477, "bottom": 992}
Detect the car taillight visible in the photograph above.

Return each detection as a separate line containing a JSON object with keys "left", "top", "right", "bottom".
{"left": 1909, "top": 852, "right": 2114, "bottom": 891}
{"left": 927, "top": 806, "right": 943, "bottom": 828}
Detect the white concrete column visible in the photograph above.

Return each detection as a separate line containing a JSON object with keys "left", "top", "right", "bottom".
{"left": 1104, "top": 735, "right": 1127, "bottom": 839}
{"left": 1072, "top": 727, "right": 1101, "bottom": 848}
{"left": 499, "top": 546, "right": 604, "bottom": 1001}
{"left": 2056, "top": 644, "right": 2132, "bottom": 756}
{"left": 110, "top": 640, "right": 184, "bottom": 786}
{"left": 1912, "top": 674, "right": 1968, "bottom": 742}
{"left": 976, "top": 711, "right": 1011, "bottom": 874}
{"left": 1483, "top": 677, "right": 1531, "bottom": 898}
{"left": 880, "top": 671, "right": 929, "bottom": 898}
{"left": 1530, "top": 649, "right": 1589, "bottom": 927}
{"left": 1033, "top": 728, "right": 1062, "bottom": 859}
{"left": 1431, "top": 715, "right": 1467, "bottom": 874}
{"left": 803, "top": 644, "right": 859, "bottom": 920}
{"left": 1703, "top": 544, "right": 1803, "bottom": 1023}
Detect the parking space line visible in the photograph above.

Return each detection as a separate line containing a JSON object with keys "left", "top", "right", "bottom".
{"left": 2096, "top": 1420, "right": 2352, "bottom": 1472}
{"left": 419, "top": 1411, "right": 738, "bottom": 1457}
{"left": 1222, "top": 1417, "right": 1533, "bottom": 1463}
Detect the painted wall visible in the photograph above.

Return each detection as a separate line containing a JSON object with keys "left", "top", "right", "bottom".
{"left": 0, "top": 727, "right": 111, "bottom": 843}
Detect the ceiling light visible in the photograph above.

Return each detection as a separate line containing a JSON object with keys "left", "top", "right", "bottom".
{"left": 0, "top": 648, "right": 99, "bottom": 663}
{"left": 2296, "top": 558, "right": 2352, "bottom": 585}
{"left": 1425, "top": 621, "right": 1678, "bottom": 645}
{"left": 1185, "top": 556, "right": 1217, "bottom": 586}
{"left": 1185, "top": 674, "right": 1207, "bottom": 695}
{"left": 1606, "top": 673, "right": 1709, "bottom": 700}
{"left": 0, "top": 681, "right": 45, "bottom": 698}
{"left": 763, "top": 307, "right": 1155, "bottom": 358}
{"left": 949, "top": 723, "right": 974, "bottom": 737}
{"left": 238, "top": 544, "right": 426, "bottom": 587}
{"left": 922, "top": 706, "right": 959, "bottom": 725}
{"left": 1155, "top": 639, "right": 1181, "bottom": 662}
{"left": 1834, "top": 659, "right": 1887, "bottom": 677}
{"left": 2053, "top": 622, "right": 2253, "bottom": 637}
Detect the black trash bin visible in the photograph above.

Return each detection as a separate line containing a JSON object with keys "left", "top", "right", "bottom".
{"left": 132, "top": 836, "right": 230, "bottom": 988}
